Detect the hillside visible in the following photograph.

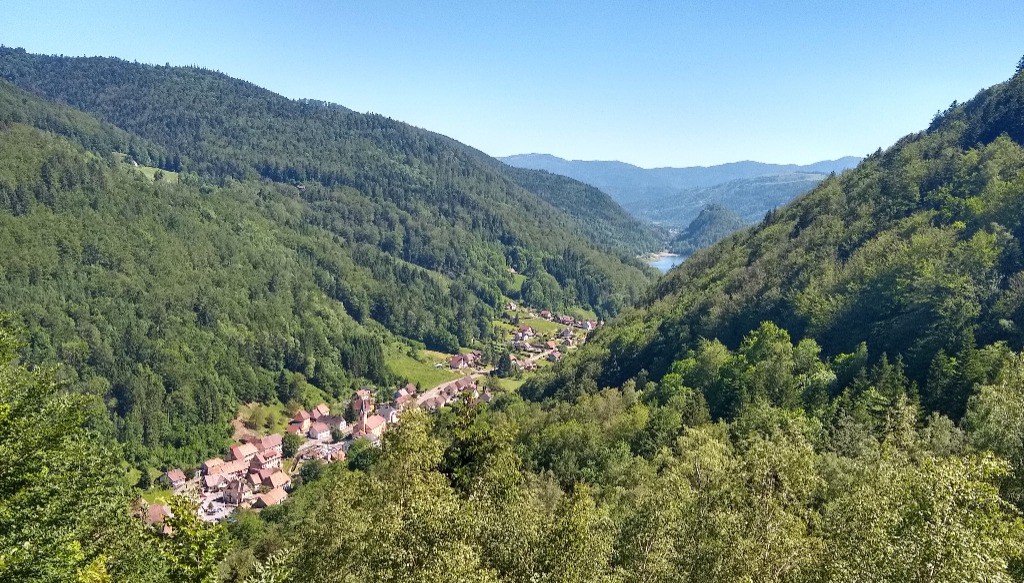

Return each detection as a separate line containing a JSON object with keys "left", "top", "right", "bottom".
{"left": 638, "top": 172, "right": 832, "bottom": 226}
{"left": 668, "top": 204, "right": 747, "bottom": 256}
{"left": 528, "top": 64, "right": 1024, "bottom": 424}
{"left": 0, "top": 57, "right": 656, "bottom": 466}
{"left": 0, "top": 47, "right": 660, "bottom": 256}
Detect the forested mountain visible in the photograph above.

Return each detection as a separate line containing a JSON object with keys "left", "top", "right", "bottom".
{"left": 528, "top": 61, "right": 1024, "bottom": 424}
{"left": 501, "top": 152, "right": 861, "bottom": 227}
{"left": 0, "top": 52, "right": 657, "bottom": 466}
{"left": 0, "top": 47, "right": 660, "bottom": 255}
{"left": 668, "top": 204, "right": 747, "bottom": 256}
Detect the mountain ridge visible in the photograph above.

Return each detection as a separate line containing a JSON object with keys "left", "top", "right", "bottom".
{"left": 501, "top": 152, "right": 862, "bottom": 233}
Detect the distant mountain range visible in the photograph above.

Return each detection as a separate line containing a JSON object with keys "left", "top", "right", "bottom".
{"left": 500, "top": 153, "right": 862, "bottom": 229}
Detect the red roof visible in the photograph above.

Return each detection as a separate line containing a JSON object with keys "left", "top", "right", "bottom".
{"left": 309, "top": 421, "right": 330, "bottom": 436}
{"left": 255, "top": 486, "right": 288, "bottom": 508}
{"left": 253, "top": 434, "right": 282, "bottom": 451}
{"left": 229, "top": 443, "right": 258, "bottom": 461}
{"left": 286, "top": 424, "right": 304, "bottom": 435}
{"left": 292, "top": 410, "right": 311, "bottom": 422}
{"left": 164, "top": 468, "right": 186, "bottom": 483}
{"left": 207, "top": 459, "right": 249, "bottom": 476}
{"left": 265, "top": 471, "right": 290, "bottom": 489}
{"left": 146, "top": 503, "right": 171, "bottom": 525}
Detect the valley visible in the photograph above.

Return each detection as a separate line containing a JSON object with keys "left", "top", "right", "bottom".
{"left": 3, "top": 31, "right": 1024, "bottom": 583}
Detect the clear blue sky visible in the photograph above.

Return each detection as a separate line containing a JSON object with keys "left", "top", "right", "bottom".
{"left": 2, "top": 1, "right": 1022, "bottom": 167}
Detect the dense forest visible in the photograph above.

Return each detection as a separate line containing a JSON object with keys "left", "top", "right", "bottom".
{"left": 0, "top": 52, "right": 657, "bottom": 466}
{"left": 0, "top": 47, "right": 661, "bottom": 255}
{"left": 7, "top": 47, "right": 1024, "bottom": 583}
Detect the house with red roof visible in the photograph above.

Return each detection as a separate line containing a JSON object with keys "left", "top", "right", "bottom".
{"left": 223, "top": 478, "right": 251, "bottom": 506}
{"left": 254, "top": 486, "right": 288, "bottom": 508}
{"left": 290, "top": 410, "right": 312, "bottom": 432}
{"left": 308, "top": 421, "right": 331, "bottom": 441}
{"left": 311, "top": 403, "right": 330, "bottom": 420}
{"left": 249, "top": 452, "right": 280, "bottom": 471}
{"left": 251, "top": 434, "right": 283, "bottom": 457}
{"left": 157, "top": 468, "right": 187, "bottom": 490}
{"left": 228, "top": 442, "right": 259, "bottom": 463}
{"left": 206, "top": 459, "right": 249, "bottom": 479}
{"left": 201, "top": 458, "right": 224, "bottom": 475}
{"left": 264, "top": 470, "right": 291, "bottom": 490}
{"left": 146, "top": 503, "right": 173, "bottom": 535}
{"left": 353, "top": 411, "right": 387, "bottom": 439}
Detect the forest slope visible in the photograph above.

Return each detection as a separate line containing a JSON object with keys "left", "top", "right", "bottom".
{"left": 529, "top": 63, "right": 1024, "bottom": 424}
{"left": 0, "top": 47, "right": 660, "bottom": 255}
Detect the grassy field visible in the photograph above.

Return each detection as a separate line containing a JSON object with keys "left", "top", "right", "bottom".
{"left": 137, "top": 165, "right": 180, "bottom": 183}
{"left": 507, "top": 275, "right": 527, "bottom": 294}
{"left": 237, "top": 401, "right": 291, "bottom": 436}
{"left": 496, "top": 377, "right": 526, "bottom": 391}
{"left": 386, "top": 342, "right": 460, "bottom": 389}
{"left": 141, "top": 487, "right": 174, "bottom": 505}
{"left": 519, "top": 315, "right": 565, "bottom": 336}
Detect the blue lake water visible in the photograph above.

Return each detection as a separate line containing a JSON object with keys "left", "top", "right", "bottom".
{"left": 647, "top": 254, "right": 685, "bottom": 273}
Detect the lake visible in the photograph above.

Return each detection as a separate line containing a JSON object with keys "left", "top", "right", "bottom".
{"left": 646, "top": 254, "right": 685, "bottom": 273}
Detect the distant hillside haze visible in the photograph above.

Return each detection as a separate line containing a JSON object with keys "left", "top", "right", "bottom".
{"left": 501, "top": 153, "right": 862, "bottom": 228}
{"left": 501, "top": 153, "right": 861, "bottom": 190}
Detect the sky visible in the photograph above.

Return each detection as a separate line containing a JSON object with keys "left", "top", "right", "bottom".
{"left": 2, "top": 1, "right": 1022, "bottom": 168}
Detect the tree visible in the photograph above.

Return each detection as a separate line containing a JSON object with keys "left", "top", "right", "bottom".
{"left": 0, "top": 323, "right": 167, "bottom": 581}
{"left": 347, "top": 438, "right": 379, "bottom": 472}
{"left": 299, "top": 459, "right": 324, "bottom": 485}
{"left": 137, "top": 465, "right": 152, "bottom": 490}
{"left": 282, "top": 432, "right": 303, "bottom": 459}
{"left": 495, "top": 352, "right": 515, "bottom": 378}
{"left": 246, "top": 404, "right": 267, "bottom": 431}
{"left": 330, "top": 426, "right": 344, "bottom": 443}
{"left": 159, "top": 496, "right": 229, "bottom": 583}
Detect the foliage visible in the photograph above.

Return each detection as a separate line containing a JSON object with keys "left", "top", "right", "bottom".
{"left": 0, "top": 51, "right": 658, "bottom": 463}
{"left": 0, "top": 322, "right": 166, "bottom": 582}
{"left": 281, "top": 432, "right": 303, "bottom": 459}
{"left": 158, "top": 496, "right": 229, "bottom": 583}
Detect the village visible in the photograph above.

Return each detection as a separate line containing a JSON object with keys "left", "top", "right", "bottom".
{"left": 143, "top": 305, "right": 601, "bottom": 530}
